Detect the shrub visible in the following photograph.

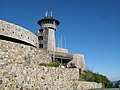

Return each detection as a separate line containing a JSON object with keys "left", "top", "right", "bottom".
{"left": 39, "top": 60, "right": 60, "bottom": 67}
{"left": 39, "top": 63, "right": 47, "bottom": 66}
{"left": 47, "top": 60, "right": 60, "bottom": 67}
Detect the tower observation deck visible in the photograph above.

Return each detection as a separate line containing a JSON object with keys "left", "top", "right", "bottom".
{"left": 38, "top": 16, "right": 60, "bottom": 30}
{"left": 37, "top": 12, "right": 60, "bottom": 51}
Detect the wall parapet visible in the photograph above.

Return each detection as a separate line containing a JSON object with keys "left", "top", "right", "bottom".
{"left": 0, "top": 20, "right": 39, "bottom": 48}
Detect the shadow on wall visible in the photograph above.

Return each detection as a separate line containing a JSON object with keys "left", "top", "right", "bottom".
{"left": 0, "top": 35, "right": 37, "bottom": 48}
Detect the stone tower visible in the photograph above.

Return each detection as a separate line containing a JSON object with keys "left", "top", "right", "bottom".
{"left": 37, "top": 11, "right": 60, "bottom": 51}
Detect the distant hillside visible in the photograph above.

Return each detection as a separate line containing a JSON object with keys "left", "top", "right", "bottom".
{"left": 111, "top": 80, "right": 120, "bottom": 88}
{"left": 111, "top": 81, "right": 117, "bottom": 85}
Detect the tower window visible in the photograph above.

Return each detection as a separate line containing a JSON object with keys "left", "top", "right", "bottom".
{"left": 38, "top": 36, "right": 43, "bottom": 40}
{"left": 51, "top": 21, "right": 53, "bottom": 24}
{"left": 39, "top": 44, "right": 43, "bottom": 48}
{"left": 39, "top": 29, "right": 43, "bottom": 33}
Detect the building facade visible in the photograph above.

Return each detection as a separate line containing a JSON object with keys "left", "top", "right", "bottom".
{"left": 36, "top": 12, "right": 86, "bottom": 70}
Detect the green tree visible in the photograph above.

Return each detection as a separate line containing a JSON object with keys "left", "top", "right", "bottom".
{"left": 79, "top": 69, "right": 113, "bottom": 88}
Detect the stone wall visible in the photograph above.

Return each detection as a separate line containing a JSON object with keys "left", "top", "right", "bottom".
{"left": 0, "top": 20, "right": 39, "bottom": 48}
{"left": 0, "top": 39, "right": 51, "bottom": 65}
{"left": 75, "top": 81, "right": 102, "bottom": 90}
{"left": 0, "top": 39, "right": 102, "bottom": 90}
{"left": 0, "top": 64, "right": 79, "bottom": 90}
{"left": 0, "top": 39, "right": 78, "bottom": 90}
{"left": 0, "top": 20, "right": 101, "bottom": 90}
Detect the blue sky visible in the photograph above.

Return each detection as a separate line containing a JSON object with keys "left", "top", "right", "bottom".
{"left": 0, "top": 0, "right": 120, "bottom": 81}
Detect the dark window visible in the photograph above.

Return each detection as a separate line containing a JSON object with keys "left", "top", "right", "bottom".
{"left": 39, "top": 29, "right": 43, "bottom": 33}
{"left": 39, "top": 44, "right": 43, "bottom": 48}
{"left": 38, "top": 36, "right": 43, "bottom": 40}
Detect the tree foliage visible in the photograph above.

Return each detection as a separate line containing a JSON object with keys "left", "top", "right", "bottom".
{"left": 79, "top": 69, "right": 113, "bottom": 88}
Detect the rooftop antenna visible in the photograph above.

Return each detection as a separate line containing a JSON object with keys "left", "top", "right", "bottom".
{"left": 60, "top": 35, "right": 62, "bottom": 48}
{"left": 60, "top": 35, "right": 63, "bottom": 65}
{"left": 58, "top": 38, "right": 60, "bottom": 48}
{"left": 45, "top": 10, "right": 48, "bottom": 17}
{"left": 51, "top": 10, "right": 53, "bottom": 17}
{"left": 58, "top": 35, "right": 62, "bottom": 48}
{"left": 64, "top": 35, "right": 66, "bottom": 48}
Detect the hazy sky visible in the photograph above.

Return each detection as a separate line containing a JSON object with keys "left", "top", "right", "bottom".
{"left": 0, "top": 0, "right": 120, "bottom": 81}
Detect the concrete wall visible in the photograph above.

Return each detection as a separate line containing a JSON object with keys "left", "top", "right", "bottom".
{"left": 56, "top": 48, "right": 68, "bottom": 53}
{"left": 41, "top": 23, "right": 56, "bottom": 29}
{"left": 68, "top": 54, "right": 86, "bottom": 70}
{"left": 0, "top": 20, "right": 39, "bottom": 48}
{"left": 47, "top": 28, "right": 56, "bottom": 51}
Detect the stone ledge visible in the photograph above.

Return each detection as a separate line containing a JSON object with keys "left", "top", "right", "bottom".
{"left": 0, "top": 20, "right": 39, "bottom": 47}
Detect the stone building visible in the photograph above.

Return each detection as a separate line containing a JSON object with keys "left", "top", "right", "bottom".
{"left": 0, "top": 13, "right": 103, "bottom": 90}
{"left": 0, "top": 12, "right": 86, "bottom": 70}
{"left": 36, "top": 12, "right": 86, "bottom": 70}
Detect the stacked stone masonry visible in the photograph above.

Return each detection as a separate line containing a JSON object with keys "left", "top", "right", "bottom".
{"left": 0, "top": 20, "right": 39, "bottom": 48}
{"left": 0, "top": 39, "right": 102, "bottom": 90}
{"left": 0, "top": 20, "right": 102, "bottom": 90}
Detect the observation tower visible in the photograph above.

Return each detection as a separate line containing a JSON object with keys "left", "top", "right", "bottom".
{"left": 37, "top": 11, "right": 60, "bottom": 51}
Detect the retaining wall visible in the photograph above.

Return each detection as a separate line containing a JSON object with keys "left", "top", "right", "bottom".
{"left": 0, "top": 39, "right": 79, "bottom": 90}
{"left": 0, "top": 39, "right": 102, "bottom": 90}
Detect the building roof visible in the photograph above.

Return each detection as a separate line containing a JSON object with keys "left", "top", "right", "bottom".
{"left": 38, "top": 16, "right": 60, "bottom": 26}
